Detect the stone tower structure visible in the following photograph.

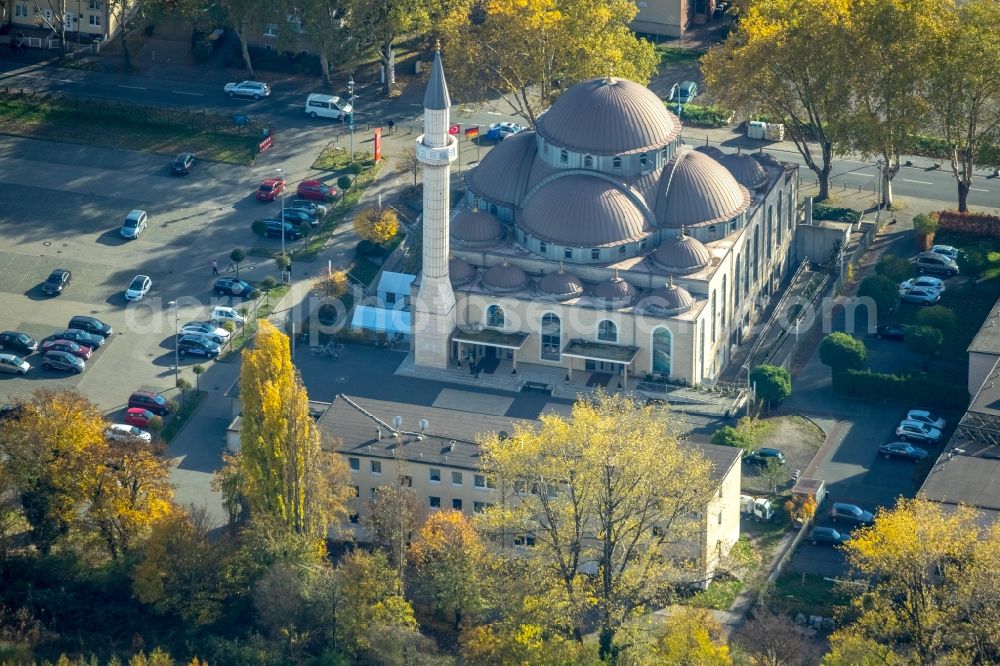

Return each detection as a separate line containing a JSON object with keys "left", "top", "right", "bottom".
{"left": 412, "top": 45, "right": 458, "bottom": 368}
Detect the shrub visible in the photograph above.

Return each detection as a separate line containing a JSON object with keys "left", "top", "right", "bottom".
{"left": 912, "top": 212, "right": 939, "bottom": 236}
{"left": 876, "top": 254, "right": 914, "bottom": 282}
{"left": 832, "top": 369, "right": 968, "bottom": 411}
{"left": 905, "top": 325, "right": 943, "bottom": 369}
{"left": 356, "top": 239, "right": 389, "bottom": 259}
{"left": 750, "top": 365, "right": 792, "bottom": 407}
{"left": 857, "top": 275, "right": 899, "bottom": 321}
{"left": 674, "top": 103, "right": 734, "bottom": 128}
{"left": 914, "top": 306, "right": 956, "bottom": 337}
{"left": 712, "top": 425, "right": 750, "bottom": 449}
{"left": 337, "top": 174, "right": 354, "bottom": 192}
{"left": 936, "top": 210, "right": 1000, "bottom": 238}
{"left": 819, "top": 333, "right": 867, "bottom": 371}
{"left": 251, "top": 219, "right": 267, "bottom": 236}
{"left": 812, "top": 204, "right": 861, "bottom": 223}
{"left": 353, "top": 207, "right": 399, "bottom": 245}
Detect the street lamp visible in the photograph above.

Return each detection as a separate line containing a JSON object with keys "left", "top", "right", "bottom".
{"left": 347, "top": 76, "right": 356, "bottom": 160}
{"left": 166, "top": 300, "right": 180, "bottom": 388}
{"left": 275, "top": 166, "right": 286, "bottom": 269}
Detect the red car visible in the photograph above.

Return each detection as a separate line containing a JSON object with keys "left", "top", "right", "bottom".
{"left": 256, "top": 178, "right": 286, "bottom": 201}
{"left": 124, "top": 407, "right": 155, "bottom": 427}
{"left": 40, "top": 339, "right": 92, "bottom": 360}
{"left": 296, "top": 179, "right": 338, "bottom": 201}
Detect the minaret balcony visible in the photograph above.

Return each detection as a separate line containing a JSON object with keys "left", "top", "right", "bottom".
{"left": 416, "top": 135, "right": 458, "bottom": 165}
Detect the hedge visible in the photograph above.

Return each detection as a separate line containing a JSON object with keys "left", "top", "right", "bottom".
{"left": 832, "top": 369, "right": 969, "bottom": 411}
{"left": 904, "top": 134, "right": 1000, "bottom": 167}
{"left": 673, "top": 104, "right": 735, "bottom": 128}
{"left": 936, "top": 210, "right": 1000, "bottom": 238}
{"left": 812, "top": 204, "right": 861, "bottom": 223}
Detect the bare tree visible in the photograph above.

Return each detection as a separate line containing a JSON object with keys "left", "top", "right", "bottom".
{"left": 734, "top": 608, "right": 821, "bottom": 666}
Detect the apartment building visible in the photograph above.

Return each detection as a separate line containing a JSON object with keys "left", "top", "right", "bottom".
{"left": 8, "top": 0, "right": 120, "bottom": 42}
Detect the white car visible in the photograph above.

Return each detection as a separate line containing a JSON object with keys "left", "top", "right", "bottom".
{"left": 120, "top": 209, "right": 148, "bottom": 240}
{"left": 486, "top": 122, "right": 526, "bottom": 141}
{"left": 211, "top": 306, "right": 245, "bottom": 327}
{"left": 899, "top": 286, "right": 940, "bottom": 305}
{"left": 899, "top": 276, "right": 944, "bottom": 294}
{"left": 907, "top": 409, "right": 946, "bottom": 430}
{"left": 105, "top": 423, "right": 152, "bottom": 443}
{"left": 895, "top": 419, "right": 942, "bottom": 444}
{"left": 125, "top": 275, "right": 152, "bottom": 302}
{"left": 181, "top": 321, "right": 231, "bottom": 344}
{"left": 931, "top": 245, "right": 959, "bottom": 261}
{"left": 0, "top": 353, "right": 29, "bottom": 375}
{"left": 224, "top": 80, "right": 270, "bottom": 100}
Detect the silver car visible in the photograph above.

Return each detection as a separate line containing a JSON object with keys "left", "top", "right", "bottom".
{"left": 915, "top": 252, "right": 958, "bottom": 277}
{"left": 0, "top": 353, "right": 29, "bottom": 375}
{"left": 224, "top": 80, "right": 270, "bottom": 100}
{"left": 41, "top": 350, "right": 85, "bottom": 374}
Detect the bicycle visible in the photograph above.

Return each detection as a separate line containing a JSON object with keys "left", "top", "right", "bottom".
{"left": 310, "top": 341, "right": 344, "bottom": 359}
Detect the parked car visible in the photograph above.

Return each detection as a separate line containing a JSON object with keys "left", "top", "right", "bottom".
{"left": 288, "top": 199, "right": 328, "bottom": 216}
{"left": 0, "top": 404, "right": 23, "bottom": 420}
{"left": 105, "top": 423, "right": 152, "bottom": 443}
{"left": 42, "top": 268, "right": 72, "bottom": 296}
{"left": 907, "top": 409, "right": 946, "bottom": 430}
{"left": 214, "top": 277, "right": 255, "bottom": 298}
{"left": 68, "top": 316, "right": 113, "bottom": 338}
{"left": 809, "top": 526, "right": 851, "bottom": 546}
{"left": 41, "top": 350, "right": 85, "bottom": 374}
{"left": 172, "top": 152, "right": 196, "bottom": 175}
{"left": 278, "top": 208, "right": 317, "bottom": 227}
{"left": 931, "top": 244, "right": 960, "bottom": 261}
{"left": 669, "top": 81, "right": 698, "bottom": 103}
{"left": 125, "top": 275, "right": 152, "bottom": 302}
{"left": 296, "top": 179, "right": 337, "bottom": 201}
{"left": 744, "top": 447, "right": 786, "bottom": 467}
{"left": 879, "top": 441, "right": 929, "bottom": 462}
{"left": 120, "top": 209, "right": 148, "bottom": 240}
{"left": 899, "top": 276, "right": 945, "bottom": 294}
{"left": 257, "top": 179, "right": 285, "bottom": 201}
{"left": 305, "top": 93, "right": 352, "bottom": 120}
{"left": 180, "top": 321, "right": 231, "bottom": 343}
{"left": 40, "top": 339, "right": 92, "bottom": 360}
{"left": 263, "top": 219, "right": 303, "bottom": 240}
{"left": 0, "top": 331, "right": 38, "bottom": 354}
{"left": 486, "top": 122, "right": 525, "bottom": 141}
{"left": 896, "top": 419, "right": 942, "bottom": 444}
{"left": 830, "top": 502, "right": 874, "bottom": 526}
{"left": 128, "top": 390, "right": 170, "bottom": 416}
{"left": 915, "top": 252, "right": 958, "bottom": 277}
{"left": 224, "top": 80, "right": 270, "bottom": 100}
{"left": 875, "top": 323, "right": 909, "bottom": 341}
{"left": 177, "top": 334, "right": 221, "bottom": 359}
{"left": 211, "top": 306, "right": 245, "bottom": 327}
{"left": 900, "top": 286, "right": 941, "bottom": 305}
{"left": 0, "top": 353, "right": 29, "bottom": 375}
{"left": 124, "top": 408, "right": 156, "bottom": 428}
{"left": 51, "top": 328, "right": 105, "bottom": 348}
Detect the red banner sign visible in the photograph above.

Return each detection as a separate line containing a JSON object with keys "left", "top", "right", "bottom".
{"left": 373, "top": 127, "right": 382, "bottom": 162}
{"left": 449, "top": 123, "right": 460, "bottom": 135}
{"left": 258, "top": 136, "right": 273, "bottom": 153}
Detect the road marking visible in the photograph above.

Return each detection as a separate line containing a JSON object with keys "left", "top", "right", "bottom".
{"left": 971, "top": 187, "right": 990, "bottom": 192}
{"left": 7, "top": 73, "right": 78, "bottom": 84}
{"left": 172, "top": 90, "right": 204, "bottom": 96}
{"left": 902, "top": 179, "right": 933, "bottom": 185}
{"left": 118, "top": 84, "right": 146, "bottom": 90}
{"left": 853, "top": 173, "right": 875, "bottom": 178}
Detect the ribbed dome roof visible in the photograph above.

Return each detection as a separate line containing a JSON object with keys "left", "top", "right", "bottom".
{"left": 657, "top": 149, "right": 751, "bottom": 228}
{"left": 753, "top": 152, "right": 782, "bottom": 169}
{"left": 652, "top": 227, "right": 711, "bottom": 274}
{"left": 482, "top": 260, "right": 529, "bottom": 292}
{"left": 695, "top": 145, "right": 725, "bottom": 159}
{"left": 592, "top": 271, "right": 637, "bottom": 305}
{"left": 518, "top": 175, "right": 651, "bottom": 248}
{"left": 538, "top": 265, "right": 584, "bottom": 300}
{"left": 449, "top": 257, "right": 475, "bottom": 286}
{"left": 719, "top": 152, "right": 768, "bottom": 189}
{"left": 466, "top": 131, "right": 537, "bottom": 207}
{"left": 536, "top": 77, "right": 681, "bottom": 156}
{"left": 639, "top": 277, "right": 695, "bottom": 316}
{"left": 451, "top": 208, "right": 503, "bottom": 243}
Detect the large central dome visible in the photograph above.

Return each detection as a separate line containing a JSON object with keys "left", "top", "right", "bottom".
{"left": 535, "top": 77, "right": 681, "bottom": 156}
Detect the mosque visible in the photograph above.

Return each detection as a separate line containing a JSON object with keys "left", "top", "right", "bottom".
{"left": 410, "top": 49, "right": 799, "bottom": 386}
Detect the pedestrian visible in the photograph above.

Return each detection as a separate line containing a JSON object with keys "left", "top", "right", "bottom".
{"left": 211, "top": 259, "right": 218, "bottom": 276}
{"left": 386, "top": 119, "right": 396, "bottom": 135}
{"left": 287, "top": 258, "right": 292, "bottom": 277}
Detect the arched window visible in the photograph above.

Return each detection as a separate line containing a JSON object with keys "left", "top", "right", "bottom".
{"left": 541, "top": 314, "right": 561, "bottom": 361}
{"left": 539, "top": 241, "right": 547, "bottom": 254}
{"left": 734, "top": 259, "right": 741, "bottom": 307}
{"left": 612, "top": 156, "right": 622, "bottom": 169}
{"left": 777, "top": 199, "right": 783, "bottom": 246}
{"left": 710, "top": 290, "right": 717, "bottom": 342}
{"left": 743, "top": 246, "right": 750, "bottom": 295}
{"left": 708, "top": 225, "right": 718, "bottom": 241}
{"left": 584, "top": 155, "right": 593, "bottom": 168}
{"left": 598, "top": 320, "right": 617, "bottom": 342}
{"left": 542, "top": 139, "right": 549, "bottom": 155}
{"left": 788, "top": 192, "right": 794, "bottom": 230}
{"left": 753, "top": 226, "right": 760, "bottom": 283}
{"left": 487, "top": 304, "right": 505, "bottom": 328}
{"left": 721, "top": 275, "right": 728, "bottom": 329}
{"left": 564, "top": 247, "right": 573, "bottom": 259}
{"left": 766, "top": 205, "right": 774, "bottom": 260}
{"left": 489, "top": 204, "right": 498, "bottom": 216}
{"left": 639, "top": 153, "right": 649, "bottom": 168}
{"left": 652, "top": 327, "right": 672, "bottom": 376}
{"left": 559, "top": 149, "right": 568, "bottom": 164}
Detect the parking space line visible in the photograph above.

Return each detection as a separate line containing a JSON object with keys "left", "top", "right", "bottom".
{"left": 971, "top": 187, "right": 990, "bottom": 192}
{"left": 902, "top": 179, "right": 933, "bottom": 185}
{"left": 118, "top": 84, "right": 146, "bottom": 90}
{"left": 172, "top": 91, "right": 204, "bottom": 96}
{"left": 7, "top": 73, "right": 78, "bottom": 84}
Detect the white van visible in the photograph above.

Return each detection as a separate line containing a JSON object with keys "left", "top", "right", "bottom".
{"left": 305, "top": 94, "right": 352, "bottom": 120}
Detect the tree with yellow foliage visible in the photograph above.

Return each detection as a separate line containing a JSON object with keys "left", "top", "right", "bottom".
{"left": 439, "top": 0, "right": 658, "bottom": 125}
{"left": 313, "top": 269, "right": 350, "bottom": 301}
{"left": 637, "top": 607, "right": 732, "bottom": 665}
{"left": 352, "top": 207, "right": 399, "bottom": 246}
{"left": 479, "top": 390, "right": 718, "bottom": 661}
{"left": 216, "top": 320, "right": 351, "bottom": 538}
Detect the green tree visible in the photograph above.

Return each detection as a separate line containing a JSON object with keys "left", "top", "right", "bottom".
{"left": 479, "top": 391, "right": 717, "bottom": 660}
{"left": 215, "top": 321, "right": 351, "bottom": 538}
{"left": 636, "top": 607, "right": 732, "bottom": 665}
{"left": 439, "top": 0, "right": 658, "bottom": 125}
{"left": 230, "top": 248, "right": 246, "bottom": 278}
{"left": 911, "top": 213, "right": 939, "bottom": 236}
{"left": 711, "top": 425, "right": 752, "bottom": 451}
{"left": 857, "top": 275, "right": 899, "bottom": 322}
{"left": 299, "top": 0, "right": 357, "bottom": 85}
{"left": 914, "top": 305, "right": 956, "bottom": 338}
{"left": 926, "top": 0, "right": 1000, "bottom": 212}
{"left": 364, "top": 482, "right": 425, "bottom": 580}
{"left": 758, "top": 458, "right": 786, "bottom": 494}
{"left": 875, "top": 254, "right": 914, "bottom": 282}
{"left": 819, "top": 332, "right": 867, "bottom": 372}
{"left": 905, "top": 325, "right": 943, "bottom": 370}
{"left": 191, "top": 364, "right": 206, "bottom": 393}
{"left": 750, "top": 365, "right": 792, "bottom": 410}
{"left": 350, "top": 0, "right": 442, "bottom": 96}
{"left": 702, "top": 0, "right": 853, "bottom": 200}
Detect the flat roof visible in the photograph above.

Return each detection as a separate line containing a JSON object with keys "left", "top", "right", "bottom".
{"left": 967, "top": 297, "right": 1000, "bottom": 354}
{"left": 452, "top": 328, "right": 529, "bottom": 349}
{"left": 562, "top": 338, "right": 640, "bottom": 364}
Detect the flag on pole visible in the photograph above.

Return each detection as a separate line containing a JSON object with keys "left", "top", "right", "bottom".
{"left": 465, "top": 126, "right": 480, "bottom": 138}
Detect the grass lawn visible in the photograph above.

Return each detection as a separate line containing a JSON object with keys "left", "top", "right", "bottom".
{"left": 160, "top": 390, "right": 207, "bottom": 443}
{"left": 768, "top": 572, "right": 849, "bottom": 618}
{"left": 219, "top": 285, "right": 290, "bottom": 357}
{"left": 312, "top": 143, "right": 376, "bottom": 171}
{"left": 0, "top": 95, "right": 258, "bottom": 164}
{"left": 348, "top": 257, "right": 381, "bottom": 287}
{"left": 689, "top": 578, "right": 744, "bottom": 610}
{"left": 657, "top": 46, "right": 707, "bottom": 67}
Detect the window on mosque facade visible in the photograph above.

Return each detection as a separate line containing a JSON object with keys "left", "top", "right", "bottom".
{"left": 613, "top": 156, "right": 622, "bottom": 169}
{"left": 487, "top": 304, "right": 505, "bottom": 328}
{"left": 540, "top": 241, "right": 547, "bottom": 254}
{"left": 584, "top": 155, "right": 593, "bottom": 168}
{"left": 652, "top": 327, "right": 672, "bottom": 376}
{"left": 541, "top": 314, "right": 561, "bottom": 361}
{"left": 560, "top": 149, "right": 568, "bottom": 164}
{"left": 592, "top": 248, "right": 600, "bottom": 260}
{"left": 564, "top": 247, "right": 573, "bottom": 259}
{"left": 598, "top": 320, "right": 618, "bottom": 342}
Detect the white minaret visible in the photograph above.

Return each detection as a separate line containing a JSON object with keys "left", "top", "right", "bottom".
{"left": 412, "top": 44, "right": 458, "bottom": 368}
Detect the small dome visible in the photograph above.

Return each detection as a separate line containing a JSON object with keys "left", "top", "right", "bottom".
{"left": 451, "top": 208, "right": 503, "bottom": 244}
{"left": 518, "top": 175, "right": 651, "bottom": 248}
{"left": 538, "top": 264, "right": 584, "bottom": 300}
{"left": 695, "top": 145, "right": 725, "bottom": 159}
{"left": 719, "top": 152, "right": 768, "bottom": 189}
{"left": 752, "top": 152, "right": 782, "bottom": 169}
{"left": 466, "top": 131, "right": 537, "bottom": 207}
{"left": 592, "top": 271, "right": 637, "bottom": 306}
{"left": 449, "top": 257, "right": 475, "bottom": 286}
{"left": 639, "top": 277, "right": 695, "bottom": 316}
{"left": 652, "top": 227, "right": 711, "bottom": 274}
{"left": 656, "top": 149, "right": 751, "bottom": 228}
{"left": 482, "top": 260, "right": 529, "bottom": 292}
{"left": 536, "top": 77, "right": 681, "bottom": 155}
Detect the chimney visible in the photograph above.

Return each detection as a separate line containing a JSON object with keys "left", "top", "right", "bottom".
{"left": 376, "top": 427, "right": 382, "bottom": 441}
